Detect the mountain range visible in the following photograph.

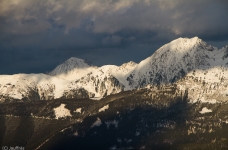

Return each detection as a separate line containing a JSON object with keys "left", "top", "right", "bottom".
{"left": 1, "top": 37, "right": 228, "bottom": 103}
{"left": 1, "top": 37, "right": 228, "bottom": 150}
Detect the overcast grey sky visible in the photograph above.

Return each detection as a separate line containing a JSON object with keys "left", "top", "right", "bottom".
{"left": 1, "top": 0, "right": 228, "bottom": 74}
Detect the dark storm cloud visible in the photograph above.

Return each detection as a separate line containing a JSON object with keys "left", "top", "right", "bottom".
{"left": 0, "top": 0, "right": 228, "bottom": 74}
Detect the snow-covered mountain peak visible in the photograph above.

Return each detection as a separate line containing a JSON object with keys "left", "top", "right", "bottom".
{"left": 151, "top": 37, "right": 217, "bottom": 63}
{"left": 175, "top": 36, "right": 200, "bottom": 42}
{"left": 176, "top": 36, "right": 201, "bottom": 42}
{"left": 48, "top": 57, "right": 96, "bottom": 81}
{"left": 164, "top": 37, "right": 203, "bottom": 52}
{"left": 65, "top": 57, "right": 93, "bottom": 66}
{"left": 126, "top": 37, "right": 224, "bottom": 88}
{"left": 61, "top": 57, "right": 92, "bottom": 68}
{"left": 168, "top": 36, "right": 212, "bottom": 49}
{"left": 120, "top": 61, "right": 137, "bottom": 69}
{"left": 1, "top": 37, "right": 228, "bottom": 102}
{"left": 98, "top": 61, "right": 137, "bottom": 90}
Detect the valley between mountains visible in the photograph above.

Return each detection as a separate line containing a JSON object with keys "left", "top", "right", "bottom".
{"left": 1, "top": 37, "right": 228, "bottom": 149}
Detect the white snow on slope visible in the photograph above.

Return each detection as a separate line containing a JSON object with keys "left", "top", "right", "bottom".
{"left": 199, "top": 97, "right": 217, "bottom": 104}
{"left": 1, "top": 37, "right": 228, "bottom": 102}
{"left": 126, "top": 37, "right": 222, "bottom": 88}
{"left": 99, "top": 104, "right": 109, "bottom": 112}
{"left": 50, "top": 58, "right": 137, "bottom": 91}
{"left": 66, "top": 70, "right": 124, "bottom": 98}
{"left": 49, "top": 57, "right": 97, "bottom": 81}
{"left": 105, "top": 120, "right": 118, "bottom": 129}
{"left": 75, "top": 108, "right": 82, "bottom": 113}
{"left": 91, "top": 118, "right": 102, "bottom": 127}
{"left": 54, "top": 104, "right": 72, "bottom": 119}
{"left": 99, "top": 61, "right": 137, "bottom": 90}
{"left": 199, "top": 107, "right": 212, "bottom": 114}
{"left": 0, "top": 73, "right": 70, "bottom": 100}
{"left": 176, "top": 66, "right": 228, "bottom": 103}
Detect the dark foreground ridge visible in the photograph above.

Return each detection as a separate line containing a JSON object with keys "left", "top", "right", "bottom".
{"left": 0, "top": 86, "right": 228, "bottom": 149}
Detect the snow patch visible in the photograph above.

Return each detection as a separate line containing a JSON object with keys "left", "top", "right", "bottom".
{"left": 105, "top": 120, "right": 118, "bottom": 129}
{"left": 99, "top": 104, "right": 109, "bottom": 112}
{"left": 199, "top": 107, "right": 212, "bottom": 114}
{"left": 54, "top": 104, "right": 72, "bottom": 119}
{"left": 74, "top": 108, "right": 82, "bottom": 113}
{"left": 90, "top": 97, "right": 102, "bottom": 100}
{"left": 199, "top": 97, "right": 217, "bottom": 104}
{"left": 91, "top": 118, "right": 102, "bottom": 128}
{"left": 135, "top": 131, "right": 140, "bottom": 136}
{"left": 109, "top": 145, "right": 117, "bottom": 150}
{"left": 73, "top": 131, "right": 79, "bottom": 136}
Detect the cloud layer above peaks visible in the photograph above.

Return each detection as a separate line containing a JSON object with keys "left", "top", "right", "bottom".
{"left": 1, "top": 0, "right": 228, "bottom": 74}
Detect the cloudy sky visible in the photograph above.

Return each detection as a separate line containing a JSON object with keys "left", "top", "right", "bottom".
{"left": 1, "top": 0, "right": 228, "bottom": 74}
